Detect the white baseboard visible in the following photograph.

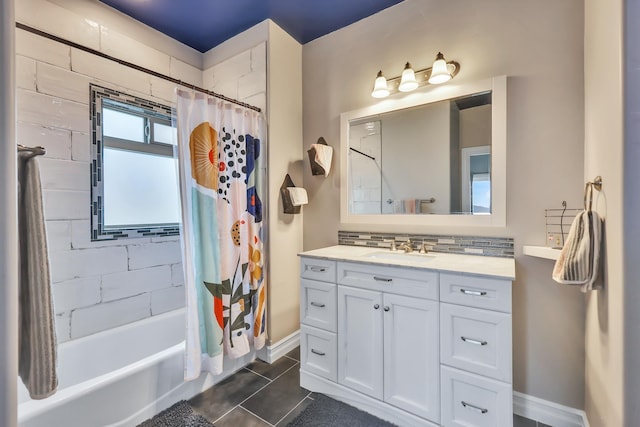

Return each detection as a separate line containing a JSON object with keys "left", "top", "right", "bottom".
{"left": 256, "top": 329, "right": 300, "bottom": 364}
{"left": 513, "top": 391, "right": 590, "bottom": 427}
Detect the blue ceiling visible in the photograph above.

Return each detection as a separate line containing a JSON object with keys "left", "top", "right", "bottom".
{"left": 99, "top": 0, "right": 404, "bottom": 53}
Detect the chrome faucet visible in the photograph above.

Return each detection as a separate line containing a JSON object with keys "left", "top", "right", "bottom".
{"left": 399, "top": 240, "right": 414, "bottom": 253}
{"left": 419, "top": 241, "right": 436, "bottom": 254}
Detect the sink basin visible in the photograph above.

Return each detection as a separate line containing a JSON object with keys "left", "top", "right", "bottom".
{"left": 363, "top": 251, "right": 436, "bottom": 263}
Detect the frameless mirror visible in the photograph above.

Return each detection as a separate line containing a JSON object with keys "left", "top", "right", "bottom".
{"left": 340, "top": 76, "right": 506, "bottom": 227}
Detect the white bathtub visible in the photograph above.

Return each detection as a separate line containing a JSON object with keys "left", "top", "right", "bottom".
{"left": 17, "top": 309, "right": 228, "bottom": 427}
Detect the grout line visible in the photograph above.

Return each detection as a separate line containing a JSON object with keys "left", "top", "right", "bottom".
{"left": 272, "top": 391, "right": 312, "bottom": 426}
{"left": 236, "top": 406, "right": 276, "bottom": 427}
{"left": 208, "top": 362, "right": 301, "bottom": 425}
{"left": 241, "top": 362, "right": 300, "bottom": 405}
{"left": 243, "top": 366, "right": 276, "bottom": 382}
{"left": 283, "top": 354, "right": 299, "bottom": 362}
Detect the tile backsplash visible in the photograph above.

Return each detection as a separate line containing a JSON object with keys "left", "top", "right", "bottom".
{"left": 338, "top": 231, "right": 514, "bottom": 258}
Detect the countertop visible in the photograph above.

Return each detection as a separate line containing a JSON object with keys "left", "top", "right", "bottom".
{"left": 298, "top": 245, "right": 515, "bottom": 280}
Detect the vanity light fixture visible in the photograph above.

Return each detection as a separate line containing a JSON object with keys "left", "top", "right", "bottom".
{"left": 398, "top": 62, "right": 419, "bottom": 92}
{"left": 371, "top": 52, "right": 460, "bottom": 98}
{"left": 371, "top": 71, "right": 390, "bottom": 98}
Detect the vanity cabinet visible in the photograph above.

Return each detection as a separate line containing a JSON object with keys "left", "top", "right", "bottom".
{"left": 299, "top": 253, "right": 513, "bottom": 427}
{"left": 439, "top": 273, "right": 513, "bottom": 427}
{"left": 337, "top": 262, "right": 440, "bottom": 422}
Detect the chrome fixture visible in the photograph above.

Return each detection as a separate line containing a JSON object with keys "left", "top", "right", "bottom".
{"left": 371, "top": 52, "right": 460, "bottom": 98}
{"left": 399, "top": 240, "right": 414, "bottom": 253}
{"left": 419, "top": 241, "right": 435, "bottom": 254}
{"left": 389, "top": 240, "right": 398, "bottom": 251}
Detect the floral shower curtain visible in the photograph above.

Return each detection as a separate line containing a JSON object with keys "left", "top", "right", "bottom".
{"left": 176, "top": 90, "right": 267, "bottom": 380}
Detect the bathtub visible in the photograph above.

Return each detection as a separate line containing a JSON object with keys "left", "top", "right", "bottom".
{"left": 17, "top": 308, "right": 251, "bottom": 427}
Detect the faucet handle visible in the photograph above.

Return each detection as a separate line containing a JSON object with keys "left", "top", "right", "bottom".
{"left": 419, "top": 241, "right": 436, "bottom": 254}
{"left": 389, "top": 240, "right": 397, "bottom": 251}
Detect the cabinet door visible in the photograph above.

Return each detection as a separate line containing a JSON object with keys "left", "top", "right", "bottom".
{"left": 338, "top": 286, "right": 383, "bottom": 400}
{"left": 383, "top": 294, "right": 440, "bottom": 423}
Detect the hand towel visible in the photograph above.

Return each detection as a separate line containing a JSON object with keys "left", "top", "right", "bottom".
{"left": 404, "top": 199, "right": 416, "bottom": 214}
{"left": 552, "top": 210, "right": 602, "bottom": 292}
{"left": 287, "top": 187, "right": 309, "bottom": 206}
{"left": 18, "top": 152, "right": 58, "bottom": 399}
{"left": 311, "top": 143, "right": 333, "bottom": 177}
{"left": 392, "top": 200, "right": 405, "bottom": 214}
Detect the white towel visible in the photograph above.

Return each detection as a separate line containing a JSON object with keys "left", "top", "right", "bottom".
{"left": 552, "top": 210, "right": 602, "bottom": 292}
{"left": 287, "top": 187, "right": 308, "bottom": 206}
{"left": 311, "top": 143, "right": 333, "bottom": 177}
{"left": 18, "top": 152, "right": 58, "bottom": 399}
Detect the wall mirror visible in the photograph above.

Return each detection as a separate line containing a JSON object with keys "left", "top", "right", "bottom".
{"left": 340, "top": 76, "right": 506, "bottom": 227}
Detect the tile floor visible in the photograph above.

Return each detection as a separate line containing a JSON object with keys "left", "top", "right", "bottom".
{"left": 188, "top": 346, "right": 551, "bottom": 427}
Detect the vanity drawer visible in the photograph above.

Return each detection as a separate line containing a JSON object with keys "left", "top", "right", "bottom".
{"left": 337, "top": 261, "right": 438, "bottom": 300}
{"left": 300, "top": 325, "right": 337, "bottom": 382}
{"left": 301, "top": 279, "right": 337, "bottom": 332}
{"left": 440, "top": 273, "right": 512, "bottom": 313}
{"left": 300, "top": 257, "right": 336, "bottom": 283}
{"left": 440, "top": 303, "right": 512, "bottom": 382}
{"left": 441, "top": 366, "right": 512, "bottom": 427}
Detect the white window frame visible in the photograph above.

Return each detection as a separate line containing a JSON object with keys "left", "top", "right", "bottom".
{"left": 461, "top": 145, "right": 491, "bottom": 213}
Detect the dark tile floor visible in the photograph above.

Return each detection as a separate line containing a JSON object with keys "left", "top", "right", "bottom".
{"left": 189, "top": 346, "right": 550, "bottom": 427}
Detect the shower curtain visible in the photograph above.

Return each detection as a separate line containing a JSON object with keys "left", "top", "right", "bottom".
{"left": 176, "top": 90, "right": 267, "bottom": 380}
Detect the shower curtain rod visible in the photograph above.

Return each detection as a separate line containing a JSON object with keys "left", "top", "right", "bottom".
{"left": 15, "top": 23, "right": 262, "bottom": 113}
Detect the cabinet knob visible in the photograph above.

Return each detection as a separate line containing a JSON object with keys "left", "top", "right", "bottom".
{"left": 384, "top": 306, "right": 390, "bottom": 312}
{"left": 373, "top": 304, "right": 380, "bottom": 310}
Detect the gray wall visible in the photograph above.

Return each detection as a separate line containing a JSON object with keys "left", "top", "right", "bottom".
{"left": 302, "top": 0, "right": 586, "bottom": 408}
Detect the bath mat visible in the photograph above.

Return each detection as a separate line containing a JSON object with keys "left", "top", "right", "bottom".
{"left": 286, "top": 394, "right": 397, "bottom": 427}
{"left": 137, "top": 400, "right": 215, "bottom": 427}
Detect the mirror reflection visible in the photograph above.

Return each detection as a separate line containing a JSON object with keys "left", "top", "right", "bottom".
{"left": 348, "top": 91, "right": 492, "bottom": 215}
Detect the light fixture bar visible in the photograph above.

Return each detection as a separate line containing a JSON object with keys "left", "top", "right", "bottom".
{"left": 370, "top": 52, "right": 461, "bottom": 98}
{"left": 384, "top": 60, "right": 460, "bottom": 94}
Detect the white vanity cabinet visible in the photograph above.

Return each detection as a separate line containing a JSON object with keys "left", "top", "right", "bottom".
{"left": 337, "top": 263, "right": 440, "bottom": 422}
{"left": 298, "top": 249, "right": 514, "bottom": 427}
{"left": 439, "top": 273, "right": 513, "bottom": 427}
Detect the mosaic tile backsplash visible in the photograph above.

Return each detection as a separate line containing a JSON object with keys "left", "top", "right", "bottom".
{"left": 338, "top": 231, "right": 514, "bottom": 258}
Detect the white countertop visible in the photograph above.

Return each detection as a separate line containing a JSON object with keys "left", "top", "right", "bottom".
{"left": 298, "top": 245, "right": 515, "bottom": 280}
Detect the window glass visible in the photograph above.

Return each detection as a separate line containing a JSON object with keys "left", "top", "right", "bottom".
{"left": 102, "top": 107, "right": 146, "bottom": 142}
{"left": 154, "top": 122, "right": 177, "bottom": 145}
{"left": 103, "top": 148, "right": 180, "bottom": 226}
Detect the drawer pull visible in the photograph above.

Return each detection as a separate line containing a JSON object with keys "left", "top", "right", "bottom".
{"left": 461, "top": 401, "right": 488, "bottom": 414}
{"left": 373, "top": 276, "right": 393, "bottom": 283}
{"left": 461, "top": 336, "right": 488, "bottom": 346}
{"left": 310, "top": 301, "right": 326, "bottom": 308}
{"left": 460, "top": 288, "right": 487, "bottom": 296}
{"left": 311, "top": 349, "right": 326, "bottom": 356}
{"left": 309, "top": 266, "right": 327, "bottom": 273}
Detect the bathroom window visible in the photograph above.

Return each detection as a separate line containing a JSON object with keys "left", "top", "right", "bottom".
{"left": 90, "top": 85, "right": 181, "bottom": 241}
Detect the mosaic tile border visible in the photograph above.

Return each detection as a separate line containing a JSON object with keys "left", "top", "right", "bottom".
{"left": 338, "top": 231, "right": 514, "bottom": 258}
